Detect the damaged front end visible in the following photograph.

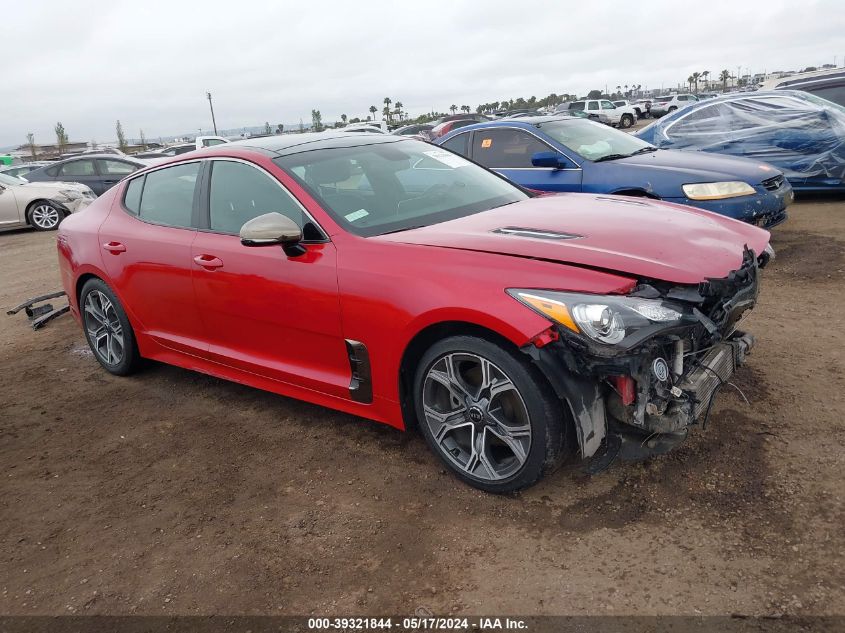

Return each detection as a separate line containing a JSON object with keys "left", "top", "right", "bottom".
{"left": 516, "top": 246, "right": 770, "bottom": 468}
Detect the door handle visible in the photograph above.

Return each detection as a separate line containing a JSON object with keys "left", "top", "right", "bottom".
{"left": 102, "top": 241, "right": 126, "bottom": 253}
{"left": 193, "top": 254, "right": 224, "bottom": 269}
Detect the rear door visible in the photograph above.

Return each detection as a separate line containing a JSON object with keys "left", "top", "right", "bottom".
{"left": 98, "top": 161, "right": 206, "bottom": 356}
{"left": 57, "top": 159, "right": 102, "bottom": 194}
{"left": 96, "top": 158, "right": 141, "bottom": 193}
{"left": 190, "top": 158, "right": 350, "bottom": 398}
{"left": 469, "top": 127, "right": 582, "bottom": 192}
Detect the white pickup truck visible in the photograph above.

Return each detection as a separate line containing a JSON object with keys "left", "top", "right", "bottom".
{"left": 561, "top": 99, "right": 638, "bottom": 128}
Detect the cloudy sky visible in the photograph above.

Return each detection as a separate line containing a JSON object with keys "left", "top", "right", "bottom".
{"left": 1, "top": 0, "right": 842, "bottom": 147}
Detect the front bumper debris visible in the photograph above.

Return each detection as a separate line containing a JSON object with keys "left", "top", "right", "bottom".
{"left": 523, "top": 248, "right": 763, "bottom": 469}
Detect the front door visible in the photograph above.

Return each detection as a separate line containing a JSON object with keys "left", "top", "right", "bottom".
{"left": 190, "top": 159, "right": 350, "bottom": 398}
{"left": 98, "top": 161, "right": 206, "bottom": 356}
{"left": 470, "top": 128, "right": 583, "bottom": 192}
{"left": 56, "top": 159, "right": 103, "bottom": 195}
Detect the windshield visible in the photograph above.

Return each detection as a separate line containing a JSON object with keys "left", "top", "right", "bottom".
{"left": 274, "top": 139, "right": 528, "bottom": 237}
{"left": 0, "top": 173, "right": 26, "bottom": 186}
{"left": 536, "top": 119, "right": 654, "bottom": 161}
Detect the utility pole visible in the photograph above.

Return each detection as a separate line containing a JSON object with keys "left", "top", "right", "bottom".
{"left": 206, "top": 92, "right": 218, "bottom": 135}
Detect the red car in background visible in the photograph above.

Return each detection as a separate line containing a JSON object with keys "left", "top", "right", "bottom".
{"left": 57, "top": 133, "right": 771, "bottom": 493}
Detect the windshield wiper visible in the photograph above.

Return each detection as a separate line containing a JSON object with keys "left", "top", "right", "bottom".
{"left": 378, "top": 225, "right": 428, "bottom": 235}
{"left": 630, "top": 146, "right": 658, "bottom": 155}
{"left": 592, "top": 153, "right": 631, "bottom": 163}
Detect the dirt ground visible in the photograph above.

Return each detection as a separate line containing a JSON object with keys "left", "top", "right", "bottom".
{"left": 0, "top": 198, "right": 843, "bottom": 618}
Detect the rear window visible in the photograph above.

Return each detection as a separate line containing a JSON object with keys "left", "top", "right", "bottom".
{"left": 135, "top": 162, "right": 201, "bottom": 228}
{"left": 123, "top": 176, "right": 144, "bottom": 215}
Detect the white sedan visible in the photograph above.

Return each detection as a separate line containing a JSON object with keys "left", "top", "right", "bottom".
{"left": 0, "top": 172, "right": 95, "bottom": 232}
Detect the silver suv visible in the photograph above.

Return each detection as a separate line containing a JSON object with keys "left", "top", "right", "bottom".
{"left": 650, "top": 94, "right": 699, "bottom": 117}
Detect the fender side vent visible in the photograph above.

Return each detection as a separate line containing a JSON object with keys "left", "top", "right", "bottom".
{"left": 491, "top": 227, "right": 583, "bottom": 240}
{"left": 345, "top": 339, "right": 373, "bottom": 403}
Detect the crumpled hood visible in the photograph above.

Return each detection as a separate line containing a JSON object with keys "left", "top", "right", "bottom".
{"left": 377, "top": 193, "right": 770, "bottom": 285}
{"left": 614, "top": 148, "right": 780, "bottom": 185}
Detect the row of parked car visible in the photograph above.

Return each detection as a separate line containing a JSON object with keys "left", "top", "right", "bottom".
{"left": 2, "top": 85, "right": 844, "bottom": 234}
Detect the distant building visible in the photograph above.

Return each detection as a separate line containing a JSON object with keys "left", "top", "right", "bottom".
{"left": 14, "top": 141, "right": 87, "bottom": 160}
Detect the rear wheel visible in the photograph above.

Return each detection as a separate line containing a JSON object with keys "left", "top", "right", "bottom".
{"left": 620, "top": 114, "right": 635, "bottom": 129}
{"left": 27, "top": 201, "right": 63, "bottom": 231}
{"left": 413, "top": 335, "right": 568, "bottom": 493}
{"left": 668, "top": 106, "right": 677, "bottom": 113}
{"left": 80, "top": 278, "right": 141, "bottom": 376}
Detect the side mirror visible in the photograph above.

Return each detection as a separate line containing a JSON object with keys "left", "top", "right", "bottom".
{"left": 531, "top": 151, "right": 572, "bottom": 170}
{"left": 240, "top": 212, "right": 305, "bottom": 256}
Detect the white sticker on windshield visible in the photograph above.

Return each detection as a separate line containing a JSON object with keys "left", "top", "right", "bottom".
{"left": 345, "top": 209, "right": 369, "bottom": 222}
{"left": 424, "top": 150, "right": 470, "bottom": 168}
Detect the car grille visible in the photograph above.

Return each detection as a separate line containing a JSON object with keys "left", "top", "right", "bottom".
{"left": 762, "top": 175, "right": 785, "bottom": 191}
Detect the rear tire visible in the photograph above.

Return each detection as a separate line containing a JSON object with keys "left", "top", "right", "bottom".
{"left": 79, "top": 278, "right": 141, "bottom": 376}
{"left": 620, "top": 114, "right": 634, "bottom": 129}
{"left": 27, "top": 201, "right": 63, "bottom": 231}
{"left": 668, "top": 106, "right": 677, "bottom": 113}
{"left": 413, "top": 335, "right": 568, "bottom": 493}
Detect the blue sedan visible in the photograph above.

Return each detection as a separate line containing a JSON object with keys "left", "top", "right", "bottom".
{"left": 437, "top": 116, "right": 793, "bottom": 227}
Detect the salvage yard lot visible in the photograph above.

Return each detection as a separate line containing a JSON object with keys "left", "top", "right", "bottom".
{"left": 0, "top": 199, "right": 843, "bottom": 616}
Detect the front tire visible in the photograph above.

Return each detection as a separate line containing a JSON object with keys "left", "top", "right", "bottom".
{"left": 413, "top": 335, "right": 568, "bottom": 493}
{"left": 27, "top": 201, "right": 63, "bottom": 231}
{"left": 620, "top": 114, "right": 634, "bottom": 129}
{"left": 80, "top": 278, "right": 141, "bottom": 376}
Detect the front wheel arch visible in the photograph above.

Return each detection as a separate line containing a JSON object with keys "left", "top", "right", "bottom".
{"left": 398, "top": 321, "right": 521, "bottom": 430}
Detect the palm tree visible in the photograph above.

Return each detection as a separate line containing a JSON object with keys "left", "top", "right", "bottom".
{"left": 369, "top": 105, "right": 377, "bottom": 121}
{"left": 692, "top": 71, "right": 701, "bottom": 93}
{"left": 340, "top": 114, "right": 348, "bottom": 126}
{"left": 687, "top": 75, "right": 695, "bottom": 92}
{"left": 616, "top": 85, "right": 621, "bottom": 96}
{"left": 701, "top": 70, "right": 710, "bottom": 90}
{"left": 719, "top": 69, "right": 731, "bottom": 92}
{"left": 395, "top": 101, "right": 403, "bottom": 120}
{"left": 450, "top": 104, "right": 458, "bottom": 114}
{"left": 383, "top": 97, "right": 392, "bottom": 122}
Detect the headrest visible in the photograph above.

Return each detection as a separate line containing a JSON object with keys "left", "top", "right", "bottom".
{"left": 308, "top": 159, "right": 351, "bottom": 185}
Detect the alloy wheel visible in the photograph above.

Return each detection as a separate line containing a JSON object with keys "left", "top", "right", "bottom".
{"left": 422, "top": 352, "right": 532, "bottom": 481}
{"left": 31, "top": 204, "right": 61, "bottom": 229}
{"left": 83, "top": 290, "right": 124, "bottom": 366}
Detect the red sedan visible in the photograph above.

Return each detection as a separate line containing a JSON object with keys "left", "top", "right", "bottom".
{"left": 57, "top": 133, "right": 771, "bottom": 493}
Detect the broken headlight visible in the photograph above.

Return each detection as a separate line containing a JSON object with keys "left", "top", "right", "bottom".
{"left": 508, "top": 290, "right": 686, "bottom": 346}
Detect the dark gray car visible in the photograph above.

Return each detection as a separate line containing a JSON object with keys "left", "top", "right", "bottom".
{"left": 25, "top": 155, "right": 145, "bottom": 196}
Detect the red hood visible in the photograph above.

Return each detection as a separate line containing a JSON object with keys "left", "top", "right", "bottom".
{"left": 378, "top": 193, "right": 770, "bottom": 285}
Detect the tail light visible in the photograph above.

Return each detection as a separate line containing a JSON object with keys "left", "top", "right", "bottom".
{"left": 433, "top": 122, "right": 454, "bottom": 139}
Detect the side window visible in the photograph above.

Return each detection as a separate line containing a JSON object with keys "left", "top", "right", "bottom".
{"left": 98, "top": 159, "right": 138, "bottom": 175}
{"left": 203, "top": 139, "right": 227, "bottom": 147}
{"left": 123, "top": 176, "right": 144, "bottom": 215}
{"left": 471, "top": 129, "right": 552, "bottom": 169}
{"left": 45, "top": 165, "right": 59, "bottom": 177}
{"left": 569, "top": 102, "right": 585, "bottom": 111}
{"left": 138, "top": 162, "right": 200, "bottom": 228}
{"left": 587, "top": 102, "right": 599, "bottom": 110}
{"left": 440, "top": 132, "right": 470, "bottom": 157}
{"left": 59, "top": 159, "right": 95, "bottom": 177}
{"left": 209, "top": 160, "right": 304, "bottom": 235}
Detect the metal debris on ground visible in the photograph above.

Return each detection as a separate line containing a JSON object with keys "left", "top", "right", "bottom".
{"left": 6, "top": 290, "right": 69, "bottom": 330}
